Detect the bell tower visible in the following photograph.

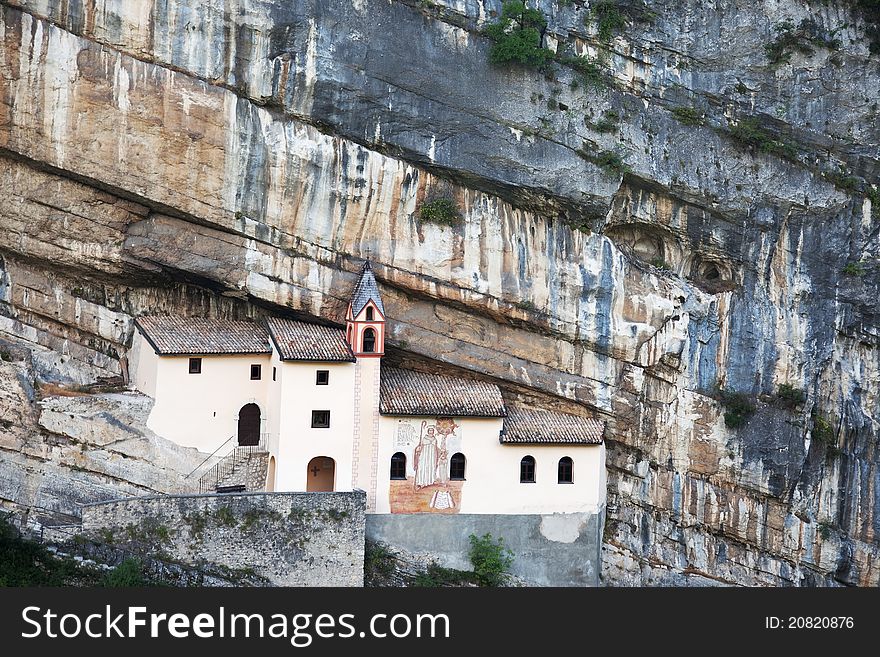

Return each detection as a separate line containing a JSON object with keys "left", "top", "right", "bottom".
{"left": 345, "top": 261, "right": 385, "bottom": 357}
{"left": 346, "top": 261, "right": 385, "bottom": 509}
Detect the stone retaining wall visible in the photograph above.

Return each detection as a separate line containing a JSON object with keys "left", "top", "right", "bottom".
{"left": 81, "top": 491, "right": 366, "bottom": 586}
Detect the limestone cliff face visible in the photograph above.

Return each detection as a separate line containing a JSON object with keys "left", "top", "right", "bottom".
{"left": 0, "top": 0, "right": 878, "bottom": 585}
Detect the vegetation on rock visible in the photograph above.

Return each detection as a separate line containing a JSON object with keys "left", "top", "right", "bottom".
{"left": 418, "top": 197, "right": 462, "bottom": 226}
{"left": 715, "top": 385, "right": 756, "bottom": 428}
{"left": 671, "top": 106, "right": 704, "bottom": 126}
{"left": 587, "top": 110, "right": 620, "bottom": 133}
{"left": 587, "top": 1, "right": 655, "bottom": 43}
{"left": 727, "top": 117, "right": 799, "bottom": 162}
{"left": 842, "top": 261, "right": 865, "bottom": 276}
{"left": 485, "top": 1, "right": 551, "bottom": 68}
{"left": 584, "top": 149, "right": 631, "bottom": 176}
{"left": 776, "top": 383, "right": 806, "bottom": 408}
{"left": 468, "top": 533, "right": 514, "bottom": 586}
{"left": 764, "top": 19, "right": 841, "bottom": 65}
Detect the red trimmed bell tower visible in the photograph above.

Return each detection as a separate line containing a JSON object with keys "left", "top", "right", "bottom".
{"left": 347, "top": 261, "right": 385, "bottom": 509}
{"left": 345, "top": 261, "right": 385, "bottom": 357}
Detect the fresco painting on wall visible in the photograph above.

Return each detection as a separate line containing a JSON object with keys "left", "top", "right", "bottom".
{"left": 389, "top": 418, "right": 462, "bottom": 514}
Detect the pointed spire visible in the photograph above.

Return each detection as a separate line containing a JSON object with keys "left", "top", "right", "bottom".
{"left": 350, "top": 261, "right": 385, "bottom": 318}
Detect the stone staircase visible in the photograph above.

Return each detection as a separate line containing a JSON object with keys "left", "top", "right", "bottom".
{"left": 198, "top": 440, "right": 269, "bottom": 494}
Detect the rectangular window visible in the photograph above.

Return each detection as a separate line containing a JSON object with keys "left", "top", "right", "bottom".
{"left": 311, "top": 410, "right": 331, "bottom": 428}
{"left": 272, "top": 367, "right": 277, "bottom": 381}
{"left": 316, "top": 370, "right": 330, "bottom": 385}
{"left": 188, "top": 357, "right": 202, "bottom": 374}
{"left": 250, "top": 364, "right": 262, "bottom": 380}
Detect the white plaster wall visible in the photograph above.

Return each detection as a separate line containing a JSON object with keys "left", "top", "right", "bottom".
{"left": 129, "top": 332, "right": 158, "bottom": 398}
{"left": 266, "top": 349, "right": 283, "bottom": 457}
{"left": 273, "top": 360, "right": 357, "bottom": 492}
{"left": 375, "top": 415, "right": 605, "bottom": 514}
{"left": 145, "top": 352, "right": 271, "bottom": 453}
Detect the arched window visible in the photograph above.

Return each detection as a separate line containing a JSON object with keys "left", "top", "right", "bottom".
{"left": 558, "top": 457, "right": 573, "bottom": 484}
{"left": 390, "top": 452, "right": 407, "bottom": 480}
{"left": 450, "top": 453, "right": 466, "bottom": 480}
{"left": 520, "top": 455, "right": 536, "bottom": 483}
{"left": 366, "top": 306, "right": 374, "bottom": 321}
{"left": 362, "top": 327, "right": 376, "bottom": 353}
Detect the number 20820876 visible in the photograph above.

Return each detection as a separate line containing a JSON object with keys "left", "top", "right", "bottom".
{"left": 765, "top": 617, "right": 854, "bottom": 629}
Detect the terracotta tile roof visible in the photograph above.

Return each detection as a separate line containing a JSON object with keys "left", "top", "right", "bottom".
{"left": 380, "top": 365, "right": 506, "bottom": 417}
{"left": 350, "top": 261, "right": 385, "bottom": 317}
{"left": 266, "top": 317, "right": 356, "bottom": 362}
{"left": 501, "top": 406, "right": 604, "bottom": 445}
{"left": 135, "top": 316, "right": 271, "bottom": 355}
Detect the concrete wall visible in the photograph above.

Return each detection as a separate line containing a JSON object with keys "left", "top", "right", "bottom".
{"left": 366, "top": 510, "right": 605, "bottom": 587}
{"left": 81, "top": 491, "right": 366, "bottom": 586}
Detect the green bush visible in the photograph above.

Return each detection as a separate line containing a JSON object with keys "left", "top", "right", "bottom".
{"left": 715, "top": 385, "right": 756, "bottom": 429}
{"left": 842, "top": 262, "right": 864, "bottom": 276}
{"left": 468, "top": 533, "right": 514, "bottom": 587}
{"left": 485, "top": 2, "right": 552, "bottom": 68}
{"left": 558, "top": 54, "right": 606, "bottom": 88}
{"left": 776, "top": 383, "right": 806, "bottom": 407}
{"left": 586, "top": 149, "right": 631, "bottom": 176}
{"left": 102, "top": 558, "right": 148, "bottom": 587}
{"left": 364, "top": 541, "right": 396, "bottom": 580}
{"left": 587, "top": 1, "right": 655, "bottom": 43}
{"left": 671, "top": 106, "right": 704, "bottom": 126}
{"left": 587, "top": 110, "right": 620, "bottom": 133}
{"left": 727, "top": 117, "right": 799, "bottom": 162}
{"left": 650, "top": 256, "right": 670, "bottom": 270}
{"left": 764, "top": 19, "right": 840, "bottom": 65}
{"left": 418, "top": 198, "right": 462, "bottom": 226}
{"left": 812, "top": 413, "right": 836, "bottom": 446}
{"left": 214, "top": 506, "right": 238, "bottom": 527}
{"left": 414, "top": 563, "right": 477, "bottom": 587}
{"left": 0, "top": 514, "right": 101, "bottom": 586}
{"left": 823, "top": 168, "right": 861, "bottom": 192}
{"left": 590, "top": 1, "right": 626, "bottom": 42}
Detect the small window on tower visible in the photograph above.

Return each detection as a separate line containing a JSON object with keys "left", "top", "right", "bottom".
{"left": 311, "top": 410, "right": 331, "bottom": 428}
{"left": 362, "top": 328, "right": 376, "bottom": 353}
{"left": 188, "top": 358, "right": 202, "bottom": 374}
{"left": 250, "top": 364, "right": 262, "bottom": 380}
{"left": 366, "top": 306, "right": 374, "bottom": 321}
{"left": 316, "top": 370, "right": 329, "bottom": 385}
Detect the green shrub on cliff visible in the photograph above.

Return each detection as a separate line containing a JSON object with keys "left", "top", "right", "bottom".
{"left": 776, "top": 383, "right": 806, "bottom": 407}
{"left": 102, "top": 557, "right": 148, "bottom": 587}
{"left": 485, "top": 1, "right": 552, "bottom": 68}
{"left": 468, "top": 533, "right": 514, "bottom": 586}
{"left": 727, "top": 117, "right": 799, "bottom": 162}
{"left": 0, "top": 514, "right": 101, "bottom": 586}
{"left": 715, "top": 385, "right": 756, "bottom": 428}
{"left": 418, "top": 198, "right": 462, "bottom": 226}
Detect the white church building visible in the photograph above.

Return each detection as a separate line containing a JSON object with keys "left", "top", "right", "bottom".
{"left": 130, "top": 263, "right": 606, "bottom": 517}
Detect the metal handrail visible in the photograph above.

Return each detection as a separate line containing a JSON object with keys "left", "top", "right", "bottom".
{"left": 198, "top": 434, "right": 268, "bottom": 494}
{"left": 185, "top": 435, "right": 235, "bottom": 479}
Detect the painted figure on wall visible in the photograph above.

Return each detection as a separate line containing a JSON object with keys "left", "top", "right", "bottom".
{"left": 414, "top": 422, "right": 438, "bottom": 490}
{"left": 389, "top": 417, "right": 463, "bottom": 514}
